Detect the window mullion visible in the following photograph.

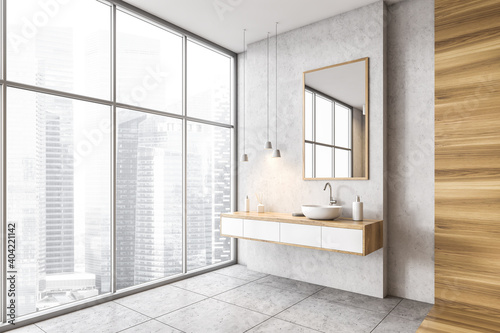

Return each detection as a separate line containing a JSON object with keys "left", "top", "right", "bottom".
{"left": 182, "top": 36, "right": 187, "bottom": 275}
{"left": 111, "top": 3, "right": 117, "bottom": 295}
{"left": 1, "top": 0, "right": 7, "bottom": 324}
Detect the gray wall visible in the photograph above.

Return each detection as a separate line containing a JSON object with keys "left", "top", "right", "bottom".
{"left": 236, "top": 0, "right": 435, "bottom": 303}
{"left": 237, "top": 1, "right": 387, "bottom": 298}
{"left": 386, "top": 0, "right": 435, "bottom": 304}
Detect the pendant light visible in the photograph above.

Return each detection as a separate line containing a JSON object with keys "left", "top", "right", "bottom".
{"left": 264, "top": 32, "right": 273, "bottom": 150}
{"left": 241, "top": 28, "right": 249, "bottom": 162}
{"left": 272, "top": 22, "right": 281, "bottom": 158}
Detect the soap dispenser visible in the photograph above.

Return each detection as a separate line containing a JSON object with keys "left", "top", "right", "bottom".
{"left": 244, "top": 195, "right": 250, "bottom": 212}
{"left": 353, "top": 195, "right": 363, "bottom": 221}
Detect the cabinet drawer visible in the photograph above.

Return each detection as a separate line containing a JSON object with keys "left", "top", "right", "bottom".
{"left": 322, "top": 227, "right": 363, "bottom": 254}
{"left": 221, "top": 217, "right": 244, "bottom": 237}
{"left": 244, "top": 220, "right": 280, "bottom": 242}
{"left": 280, "top": 223, "right": 321, "bottom": 248}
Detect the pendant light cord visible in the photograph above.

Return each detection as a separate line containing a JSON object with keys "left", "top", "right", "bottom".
{"left": 243, "top": 29, "right": 246, "bottom": 154}
{"left": 275, "top": 22, "right": 278, "bottom": 149}
{"left": 267, "top": 32, "right": 270, "bottom": 142}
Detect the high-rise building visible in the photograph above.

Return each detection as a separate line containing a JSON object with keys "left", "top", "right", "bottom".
{"left": 186, "top": 84, "right": 232, "bottom": 270}
{"left": 83, "top": 31, "right": 112, "bottom": 294}
{"left": 36, "top": 96, "right": 75, "bottom": 275}
{"left": 35, "top": 29, "right": 75, "bottom": 275}
{"left": 116, "top": 115, "right": 145, "bottom": 289}
{"left": 134, "top": 118, "right": 182, "bottom": 284}
{"left": 114, "top": 31, "right": 181, "bottom": 288}
{"left": 8, "top": 26, "right": 76, "bottom": 315}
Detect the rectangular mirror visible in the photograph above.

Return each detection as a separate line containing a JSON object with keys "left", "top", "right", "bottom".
{"left": 303, "top": 57, "right": 369, "bottom": 180}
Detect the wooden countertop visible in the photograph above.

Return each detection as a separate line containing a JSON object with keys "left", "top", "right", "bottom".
{"left": 221, "top": 211, "right": 382, "bottom": 230}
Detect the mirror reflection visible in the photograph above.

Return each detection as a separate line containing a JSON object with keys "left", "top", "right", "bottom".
{"left": 303, "top": 58, "right": 368, "bottom": 179}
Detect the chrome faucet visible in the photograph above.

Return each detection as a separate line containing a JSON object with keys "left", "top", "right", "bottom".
{"left": 323, "top": 182, "right": 337, "bottom": 205}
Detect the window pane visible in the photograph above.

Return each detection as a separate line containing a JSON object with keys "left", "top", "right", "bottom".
{"left": 305, "top": 91, "right": 313, "bottom": 141}
{"left": 116, "top": 109, "right": 183, "bottom": 290}
{"left": 315, "top": 95, "right": 332, "bottom": 145}
{"left": 335, "top": 149, "right": 351, "bottom": 178}
{"left": 305, "top": 143, "right": 313, "bottom": 178}
{"left": 7, "top": 0, "right": 111, "bottom": 100}
{"left": 187, "top": 123, "right": 232, "bottom": 271}
{"left": 7, "top": 87, "right": 111, "bottom": 316}
{"left": 187, "top": 41, "right": 231, "bottom": 124}
{"left": 335, "top": 103, "right": 351, "bottom": 148}
{"left": 316, "top": 145, "right": 332, "bottom": 178}
{"left": 117, "top": 11, "right": 182, "bottom": 113}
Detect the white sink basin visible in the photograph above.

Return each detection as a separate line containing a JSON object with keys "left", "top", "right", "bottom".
{"left": 301, "top": 205, "right": 342, "bottom": 220}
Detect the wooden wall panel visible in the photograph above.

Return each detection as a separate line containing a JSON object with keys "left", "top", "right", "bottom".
{"left": 419, "top": 0, "right": 500, "bottom": 331}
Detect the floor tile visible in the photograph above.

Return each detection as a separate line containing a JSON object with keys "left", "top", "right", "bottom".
{"left": 213, "top": 264, "right": 268, "bottom": 281}
{"left": 214, "top": 282, "right": 308, "bottom": 316}
{"left": 372, "top": 314, "right": 424, "bottom": 333}
{"left": 246, "top": 318, "right": 321, "bottom": 333}
{"left": 390, "top": 299, "right": 433, "bottom": 321}
{"left": 313, "top": 287, "right": 402, "bottom": 313}
{"left": 255, "top": 275, "right": 323, "bottom": 296}
{"left": 36, "top": 302, "right": 148, "bottom": 333}
{"left": 115, "top": 285, "right": 206, "bottom": 318}
{"left": 120, "top": 319, "right": 182, "bottom": 333}
{"left": 172, "top": 271, "right": 248, "bottom": 296}
{"left": 9, "top": 325, "right": 45, "bottom": 333}
{"left": 157, "top": 298, "right": 269, "bottom": 333}
{"left": 276, "top": 296, "right": 386, "bottom": 333}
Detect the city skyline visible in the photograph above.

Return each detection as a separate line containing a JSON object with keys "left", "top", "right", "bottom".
{"left": 6, "top": 13, "right": 233, "bottom": 317}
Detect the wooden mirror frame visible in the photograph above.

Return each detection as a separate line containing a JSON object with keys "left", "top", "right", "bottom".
{"left": 302, "top": 57, "right": 369, "bottom": 180}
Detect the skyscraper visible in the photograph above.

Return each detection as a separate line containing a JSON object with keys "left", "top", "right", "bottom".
{"left": 35, "top": 29, "right": 75, "bottom": 275}
{"left": 116, "top": 115, "right": 146, "bottom": 289}
{"left": 37, "top": 97, "right": 75, "bottom": 275}
{"left": 133, "top": 118, "right": 182, "bottom": 284}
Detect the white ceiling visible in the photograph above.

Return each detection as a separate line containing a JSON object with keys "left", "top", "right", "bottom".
{"left": 305, "top": 61, "right": 365, "bottom": 109}
{"left": 122, "top": 0, "right": 399, "bottom": 53}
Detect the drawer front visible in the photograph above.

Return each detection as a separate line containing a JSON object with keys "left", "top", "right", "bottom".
{"left": 280, "top": 223, "right": 321, "bottom": 248}
{"left": 221, "top": 217, "right": 244, "bottom": 237}
{"left": 243, "top": 220, "right": 280, "bottom": 242}
{"left": 321, "top": 227, "right": 363, "bottom": 254}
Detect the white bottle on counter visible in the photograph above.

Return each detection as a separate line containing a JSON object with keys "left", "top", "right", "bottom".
{"left": 244, "top": 195, "right": 250, "bottom": 212}
{"left": 353, "top": 195, "right": 363, "bottom": 221}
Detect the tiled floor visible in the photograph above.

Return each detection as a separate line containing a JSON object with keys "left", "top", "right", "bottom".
{"left": 10, "top": 265, "right": 433, "bottom": 333}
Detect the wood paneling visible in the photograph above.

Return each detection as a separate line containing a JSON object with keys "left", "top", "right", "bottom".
{"left": 420, "top": 0, "right": 500, "bottom": 331}
{"left": 419, "top": 305, "right": 500, "bottom": 333}
{"left": 364, "top": 222, "right": 383, "bottom": 255}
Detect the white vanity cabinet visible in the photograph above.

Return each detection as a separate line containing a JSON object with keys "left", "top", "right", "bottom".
{"left": 221, "top": 212, "right": 383, "bottom": 256}
{"left": 321, "top": 227, "right": 363, "bottom": 254}
{"left": 220, "top": 217, "right": 244, "bottom": 237}
{"left": 280, "top": 223, "right": 321, "bottom": 248}
{"left": 243, "top": 219, "right": 280, "bottom": 242}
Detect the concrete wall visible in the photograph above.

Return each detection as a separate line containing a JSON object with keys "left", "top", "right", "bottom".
{"left": 386, "top": 0, "right": 435, "bottom": 303}
{"left": 236, "top": 0, "right": 435, "bottom": 303}
{"left": 237, "top": 1, "right": 387, "bottom": 298}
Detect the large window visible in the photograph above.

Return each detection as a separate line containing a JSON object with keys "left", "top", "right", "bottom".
{"left": 7, "top": 0, "right": 111, "bottom": 100}
{"left": 0, "top": 0, "right": 235, "bottom": 323}
{"left": 116, "top": 10, "right": 182, "bottom": 113}
{"left": 116, "top": 110, "right": 183, "bottom": 289}
{"left": 304, "top": 87, "right": 353, "bottom": 178}
{"left": 6, "top": 88, "right": 112, "bottom": 316}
